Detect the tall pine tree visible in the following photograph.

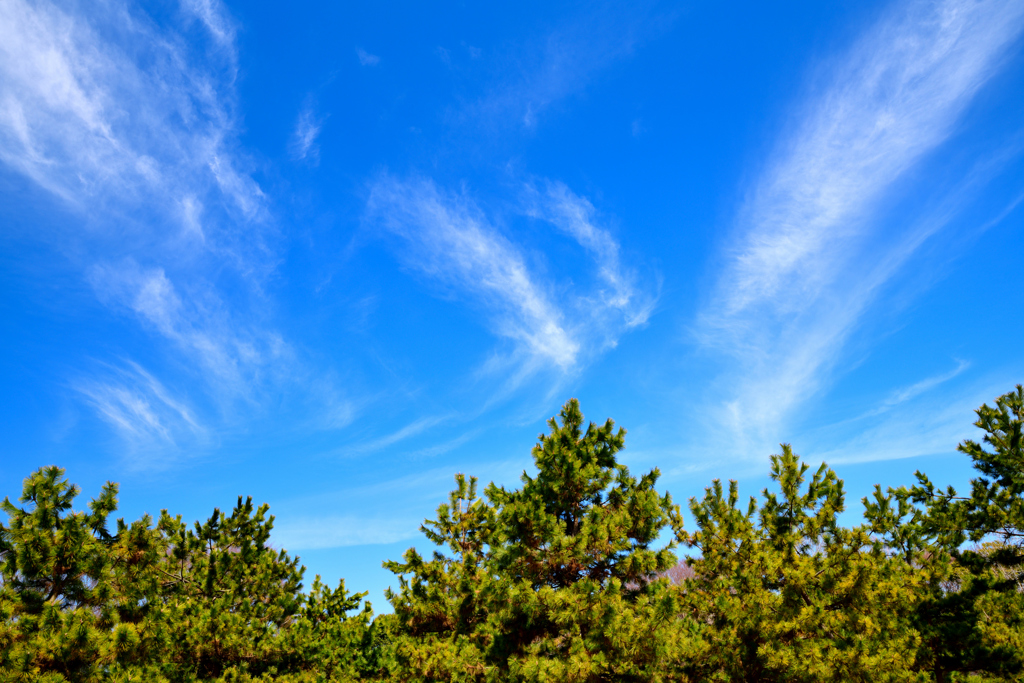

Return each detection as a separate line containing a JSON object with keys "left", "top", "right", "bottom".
{"left": 384, "top": 399, "right": 702, "bottom": 682}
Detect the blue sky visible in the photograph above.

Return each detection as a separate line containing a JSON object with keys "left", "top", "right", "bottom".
{"left": 2, "top": 0, "right": 1024, "bottom": 606}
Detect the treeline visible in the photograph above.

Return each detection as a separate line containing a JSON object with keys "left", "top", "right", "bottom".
{"left": 1, "top": 390, "right": 1023, "bottom": 682}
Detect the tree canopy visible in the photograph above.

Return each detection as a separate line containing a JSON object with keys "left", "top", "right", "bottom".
{"left": 2, "top": 390, "right": 1023, "bottom": 681}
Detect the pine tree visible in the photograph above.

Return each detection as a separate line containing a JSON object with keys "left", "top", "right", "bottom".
{"left": 0, "top": 466, "right": 163, "bottom": 682}
{"left": 914, "top": 385, "right": 1024, "bottom": 557}
{"left": 279, "top": 574, "right": 376, "bottom": 682}
{"left": 0, "top": 467, "right": 374, "bottom": 683}
{"left": 151, "top": 496, "right": 306, "bottom": 679}
{"left": 683, "top": 446, "right": 930, "bottom": 681}
{"left": 484, "top": 399, "right": 697, "bottom": 681}
{"left": 896, "top": 385, "right": 1024, "bottom": 680}
{"left": 384, "top": 399, "right": 702, "bottom": 682}
{"left": 382, "top": 473, "right": 497, "bottom": 680}
{"left": 7, "top": 388, "right": 1024, "bottom": 681}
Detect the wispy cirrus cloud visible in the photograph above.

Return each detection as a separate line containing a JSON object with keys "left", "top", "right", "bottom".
{"left": 807, "top": 369, "right": 1011, "bottom": 465}
{"left": 528, "top": 181, "right": 655, "bottom": 328}
{"left": 343, "top": 415, "right": 454, "bottom": 456}
{"left": 366, "top": 176, "right": 579, "bottom": 368}
{"left": 465, "top": 2, "right": 671, "bottom": 128}
{"left": 87, "top": 260, "right": 288, "bottom": 399}
{"left": 74, "top": 360, "right": 204, "bottom": 453}
{"left": 866, "top": 360, "right": 970, "bottom": 417}
{"left": 698, "top": 0, "right": 1024, "bottom": 454}
{"left": 0, "top": 0, "right": 321, "bottom": 448}
{"left": 80, "top": 257, "right": 360, "bottom": 454}
{"left": 181, "top": 0, "right": 237, "bottom": 53}
{"left": 0, "top": 0, "right": 264, "bottom": 238}
{"left": 289, "top": 103, "right": 325, "bottom": 163}
{"left": 365, "top": 175, "right": 655, "bottom": 374}
{"left": 272, "top": 515, "right": 415, "bottom": 550}
{"left": 356, "top": 47, "right": 380, "bottom": 67}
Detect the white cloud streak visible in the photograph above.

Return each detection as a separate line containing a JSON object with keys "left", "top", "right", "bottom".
{"left": 0, "top": 0, "right": 264, "bottom": 247}
{"left": 366, "top": 176, "right": 580, "bottom": 368}
{"left": 722, "top": 0, "right": 1024, "bottom": 317}
{"left": 531, "top": 181, "right": 655, "bottom": 327}
{"left": 290, "top": 105, "right": 324, "bottom": 163}
{"left": 0, "top": 0, "right": 322, "bottom": 446}
{"left": 344, "top": 415, "right": 452, "bottom": 456}
{"left": 272, "top": 515, "right": 416, "bottom": 550}
{"left": 356, "top": 47, "right": 380, "bottom": 66}
{"left": 808, "top": 372, "right": 1010, "bottom": 465}
{"left": 872, "top": 360, "right": 970, "bottom": 414}
{"left": 74, "top": 360, "right": 204, "bottom": 450}
{"left": 180, "top": 0, "right": 237, "bottom": 52}
{"left": 468, "top": 3, "right": 668, "bottom": 128}
{"left": 88, "top": 261, "right": 288, "bottom": 397}
{"left": 365, "top": 175, "right": 657, "bottom": 374}
{"left": 699, "top": 0, "right": 1024, "bottom": 452}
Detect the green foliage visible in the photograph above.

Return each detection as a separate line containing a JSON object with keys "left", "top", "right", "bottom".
{"left": 909, "top": 385, "right": 1024, "bottom": 679}
{"left": 3, "top": 389, "right": 1024, "bottom": 681}
{"left": 0, "top": 469, "right": 372, "bottom": 682}
{"left": 0, "top": 466, "right": 128, "bottom": 680}
{"left": 483, "top": 400, "right": 698, "bottom": 681}
{"left": 844, "top": 385, "right": 1024, "bottom": 681}
{"left": 488, "top": 400, "right": 680, "bottom": 591}
{"left": 381, "top": 473, "right": 496, "bottom": 680}
{"left": 914, "top": 385, "right": 1024, "bottom": 556}
{"left": 383, "top": 399, "right": 702, "bottom": 682}
{"left": 153, "top": 497, "right": 306, "bottom": 678}
{"left": 683, "top": 445, "right": 931, "bottom": 681}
